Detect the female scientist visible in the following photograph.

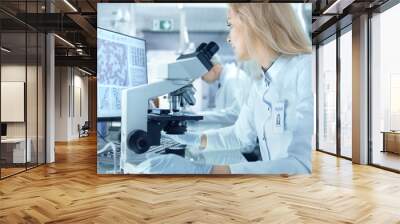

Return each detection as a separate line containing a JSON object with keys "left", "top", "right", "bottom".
{"left": 136, "top": 3, "right": 313, "bottom": 175}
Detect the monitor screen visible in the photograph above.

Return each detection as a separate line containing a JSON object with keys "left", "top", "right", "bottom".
{"left": 97, "top": 28, "right": 148, "bottom": 119}
{"left": 1, "top": 123, "right": 7, "bottom": 137}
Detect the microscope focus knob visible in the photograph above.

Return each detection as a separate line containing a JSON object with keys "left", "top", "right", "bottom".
{"left": 127, "top": 130, "right": 150, "bottom": 154}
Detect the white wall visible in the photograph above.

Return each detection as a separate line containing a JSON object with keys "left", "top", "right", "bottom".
{"left": 71, "top": 73, "right": 89, "bottom": 138}
{"left": 1, "top": 65, "right": 26, "bottom": 81}
{"left": 1, "top": 64, "right": 46, "bottom": 164}
{"left": 1, "top": 65, "right": 26, "bottom": 139}
{"left": 55, "top": 67, "right": 89, "bottom": 141}
{"left": 1, "top": 65, "right": 41, "bottom": 137}
{"left": 55, "top": 67, "right": 68, "bottom": 141}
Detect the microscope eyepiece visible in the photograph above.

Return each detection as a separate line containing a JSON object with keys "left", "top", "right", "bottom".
{"left": 197, "top": 42, "right": 218, "bottom": 61}
{"left": 178, "top": 41, "right": 219, "bottom": 63}
{"left": 196, "top": 43, "right": 207, "bottom": 52}
{"left": 204, "top": 41, "right": 219, "bottom": 58}
{"left": 196, "top": 42, "right": 219, "bottom": 60}
{"left": 176, "top": 41, "right": 219, "bottom": 70}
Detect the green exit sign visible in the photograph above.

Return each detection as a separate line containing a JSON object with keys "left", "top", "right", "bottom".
{"left": 153, "top": 19, "right": 173, "bottom": 31}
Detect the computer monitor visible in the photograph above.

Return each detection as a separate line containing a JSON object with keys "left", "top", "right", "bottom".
{"left": 1, "top": 123, "right": 7, "bottom": 137}
{"left": 97, "top": 28, "right": 148, "bottom": 121}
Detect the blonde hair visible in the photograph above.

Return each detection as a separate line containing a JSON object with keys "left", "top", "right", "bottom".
{"left": 229, "top": 3, "right": 311, "bottom": 56}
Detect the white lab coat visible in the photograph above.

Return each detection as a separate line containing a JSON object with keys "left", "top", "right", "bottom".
{"left": 204, "top": 54, "right": 314, "bottom": 174}
{"left": 188, "top": 63, "right": 252, "bottom": 131}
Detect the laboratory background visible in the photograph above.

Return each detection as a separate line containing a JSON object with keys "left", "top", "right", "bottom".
{"left": 96, "top": 3, "right": 312, "bottom": 174}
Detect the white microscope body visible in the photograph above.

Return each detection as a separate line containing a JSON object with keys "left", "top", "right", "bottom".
{"left": 120, "top": 42, "right": 219, "bottom": 173}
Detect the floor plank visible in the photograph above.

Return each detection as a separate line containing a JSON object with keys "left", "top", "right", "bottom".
{"left": 1, "top": 135, "right": 400, "bottom": 223}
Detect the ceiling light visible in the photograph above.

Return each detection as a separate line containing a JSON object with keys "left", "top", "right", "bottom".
{"left": 63, "top": 0, "right": 78, "bottom": 12}
{"left": 54, "top": 34, "right": 75, "bottom": 48}
{"left": 76, "top": 48, "right": 85, "bottom": 55}
{"left": 1, "top": 47, "right": 11, "bottom": 53}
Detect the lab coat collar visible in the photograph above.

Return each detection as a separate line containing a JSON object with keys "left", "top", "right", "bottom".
{"left": 263, "top": 55, "right": 291, "bottom": 83}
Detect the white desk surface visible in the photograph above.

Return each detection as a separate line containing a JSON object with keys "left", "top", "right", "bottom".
{"left": 123, "top": 148, "right": 247, "bottom": 174}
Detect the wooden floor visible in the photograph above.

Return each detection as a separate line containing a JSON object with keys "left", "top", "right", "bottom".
{"left": 1, "top": 136, "right": 400, "bottom": 223}
{"left": 373, "top": 150, "right": 400, "bottom": 171}
{"left": 1, "top": 167, "right": 26, "bottom": 178}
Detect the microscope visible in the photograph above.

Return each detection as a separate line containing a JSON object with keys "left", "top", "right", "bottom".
{"left": 120, "top": 42, "right": 219, "bottom": 172}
